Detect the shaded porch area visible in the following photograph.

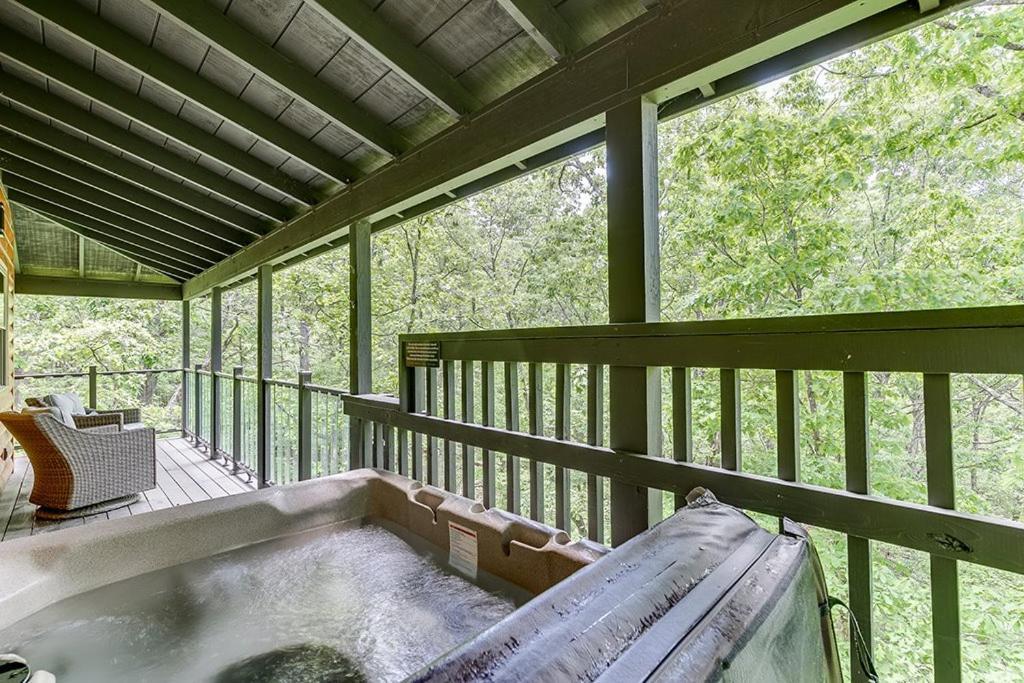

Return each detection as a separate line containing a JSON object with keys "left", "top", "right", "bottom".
{"left": 0, "top": 437, "right": 253, "bottom": 542}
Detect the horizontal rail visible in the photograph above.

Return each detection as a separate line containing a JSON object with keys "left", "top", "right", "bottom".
{"left": 265, "top": 378, "right": 300, "bottom": 389}
{"left": 15, "top": 367, "right": 184, "bottom": 379}
{"left": 306, "top": 383, "right": 348, "bottom": 397}
{"left": 346, "top": 396, "right": 1024, "bottom": 576}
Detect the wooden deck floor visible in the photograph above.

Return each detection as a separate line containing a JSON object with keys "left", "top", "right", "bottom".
{"left": 0, "top": 438, "right": 255, "bottom": 542}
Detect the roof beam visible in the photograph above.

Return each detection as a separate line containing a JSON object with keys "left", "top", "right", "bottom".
{"left": 0, "top": 130, "right": 256, "bottom": 246}
{"left": 303, "top": 0, "right": 480, "bottom": 117}
{"left": 10, "top": 197, "right": 196, "bottom": 281}
{"left": 16, "top": 274, "right": 182, "bottom": 300}
{"left": 0, "top": 25, "right": 312, "bottom": 212}
{"left": 17, "top": 1, "right": 357, "bottom": 185}
{"left": 0, "top": 155, "right": 239, "bottom": 257}
{"left": 0, "top": 105, "right": 268, "bottom": 235}
{"left": 496, "top": 0, "right": 580, "bottom": 60}
{"left": 5, "top": 180, "right": 215, "bottom": 269}
{"left": 143, "top": 0, "right": 413, "bottom": 153}
{"left": 1, "top": 166, "right": 232, "bottom": 260}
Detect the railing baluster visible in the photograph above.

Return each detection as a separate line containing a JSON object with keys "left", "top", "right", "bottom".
{"left": 461, "top": 360, "right": 476, "bottom": 498}
{"left": 555, "top": 363, "right": 571, "bottom": 532}
{"left": 88, "top": 364, "right": 97, "bottom": 410}
{"left": 672, "top": 367, "right": 692, "bottom": 510}
{"left": 426, "top": 366, "right": 439, "bottom": 486}
{"left": 528, "top": 361, "right": 544, "bottom": 523}
{"left": 586, "top": 364, "right": 605, "bottom": 543}
{"left": 481, "top": 360, "right": 496, "bottom": 508}
{"left": 398, "top": 427, "right": 408, "bottom": 476}
{"left": 924, "top": 372, "right": 961, "bottom": 683}
{"left": 384, "top": 424, "right": 395, "bottom": 472}
{"left": 232, "top": 366, "right": 242, "bottom": 475}
{"left": 504, "top": 362, "right": 521, "bottom": 514}
{"left": 411, "top": 367, "right": 424, "bottom": 480}
{"left": 776, "top": 370, "right": 799, "bottom": 483}
{"left": 843, "top": 371, "right": 874, "bottom": 683}
{"left": 374, "top": 421, "right": 385, "bottom": 470}
{"left": 194, "top": 363, "right": 202, "bottom": 449}
{"left": 443, "top": 360, "right": 456, "bottom": 491}
{"left": 720, "top": 368, "right": 741, "bottom": 471}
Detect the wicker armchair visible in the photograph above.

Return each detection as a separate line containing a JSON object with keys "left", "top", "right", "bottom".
{"left": 0, "top": 409, "right": 156, "bottom": 520}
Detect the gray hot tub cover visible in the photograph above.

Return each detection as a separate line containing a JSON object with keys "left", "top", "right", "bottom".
{"left": 415, "top": 489, "right": 843, "bottom": 682}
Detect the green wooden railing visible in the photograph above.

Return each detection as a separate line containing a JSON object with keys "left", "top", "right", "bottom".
{"left": 335, "top": 305, "right": 1024, "bottom": 683}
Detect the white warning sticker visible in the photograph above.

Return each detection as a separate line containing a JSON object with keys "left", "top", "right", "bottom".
{"left": 448, "top": 521, "right": 478, "bottom": 580}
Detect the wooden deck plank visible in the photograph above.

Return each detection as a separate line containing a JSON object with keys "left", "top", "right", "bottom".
{"left": 1, "top": 439, "right": 254, "bottom": 542}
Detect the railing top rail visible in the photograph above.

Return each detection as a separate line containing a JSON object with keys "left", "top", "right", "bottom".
{"left": 265, "top": 378, "right": 300, "bottom": 389}
{"left": 305, "top": 383, "right": 348, "bottom": 397}
{"left": 399, "top": 304, "right": 1024, "bottom": 344}
{"left": 16, "top": 367, "right": 184, "bottom": 379}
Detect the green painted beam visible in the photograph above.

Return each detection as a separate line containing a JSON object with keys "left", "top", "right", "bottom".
{"left": 0, "top": 155, "right": 240, "bottom": 257}
{"left": 0, "top": 132, "right": 256, "bottom": 246}
{"left": 8, "top": 190, "right": 206, "bottom": 277}
{"left": 144, "top": 0, "right": 410, "bottom": 156}
{"left": 16, "top": 1, "right": 354, "bottom": 186}
{"left": 304, "top": 0, "right": 480, "bottom": 117}
{"left": 496, "top": 0, "right": 581, "bottom": 60}
{"left": 0, "top": 25, "right": 309, "bottom": 213}
{"left": 4, "top": 175, "right": 223, "bottom": 265}
{"left": 15, "top": 274, "right": 182, "bottom": 300}
{"left": 12, "top": 200, "right": 195, "bottom": 281}
{"left": 185, "top": 0, "right": 927, "bottom": 297}
{"left": 0, "top": 106, "right": 269, "bottom": 235}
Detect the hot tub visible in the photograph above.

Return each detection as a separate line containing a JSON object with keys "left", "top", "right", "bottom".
{"left": 0, "top": 471, "right": 840, "bottom": 682}
{"left": 0, "top": 469, "right": 604, "bottom": 682}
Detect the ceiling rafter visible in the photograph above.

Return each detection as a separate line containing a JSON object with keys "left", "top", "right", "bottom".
{"left": 142, "top": 0, "right": 412, "bottom": 155}
{"left": 303, "top": 0, "right": 480, "bottom": 117}
{"left": 496, "top": 0, "right": 582, "bottom": 61}
{"left": 16, "top": 0, "right": 358, "bottom": 185}
{"left": 0, "top": 28, "right": 305, "bottom": 215}
{"left": 0, "top": 155, "right": 238, "bottom": 257}
{"left": 11, "top": 196, "right": 197, "bottom": 281}
{"left": 0, "top": 132, "right": 255, "bottom": 247}
{"left": 0, "top": 105, "right": 268, "bottom": 237}
{"left": 5, "top": 177, "right": 217, "bottom": 268}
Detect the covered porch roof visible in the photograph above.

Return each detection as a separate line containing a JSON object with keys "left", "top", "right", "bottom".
{"left": 0, "top": 0, "right": 976, "bottom": 301}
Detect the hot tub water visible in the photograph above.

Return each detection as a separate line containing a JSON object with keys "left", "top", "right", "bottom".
{"left": 0, "top": 521, "right": 524, "bottom": 682}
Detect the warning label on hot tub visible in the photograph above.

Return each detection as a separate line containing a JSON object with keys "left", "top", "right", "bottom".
{"left": 448, "top": 521, "right": 478, "bottom": 580}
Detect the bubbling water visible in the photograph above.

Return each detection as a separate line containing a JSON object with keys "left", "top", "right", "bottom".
{"left": 0, "top": 521, "right": 522, "bottom": 682}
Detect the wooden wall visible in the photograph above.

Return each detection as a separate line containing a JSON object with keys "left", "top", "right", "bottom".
{"left": 0, "top": 180, "right": 16, "bottom": 492}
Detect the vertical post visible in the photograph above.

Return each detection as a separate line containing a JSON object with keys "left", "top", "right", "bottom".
{"left": 481, "top": 361, "right": 496, "bottom": 508}
{"left": 298, "top": 370, "right": 312, "bottom": 481}
{"left": 443, "top": 360, "right": 457, "bottom": 491}
{"left": 210, "top": 286, "right": 223, "bottom": 460}
{"left": 720, "top": 368, "right": 741, "bottom": 471}
{"left": 586, "top": 364, "right": 605, "bottom": 542}
{"left": 606, "top": 97, "right": 661, "bottom": 546}
{"left": 671, "top": 367, "right": 692, "bottom": 510}
{"left": 257, "top": 264, "right": 273, "bottom": 488}
{"left": 844, "top": 372, "right": 874, "bottom": 683}
{"left": 504, "top": 362, "right": 521, "bottom": 514}
{"left": 461, "top": 360, "right": 475, "bottom": 498}
{"left": 232, "top": 366, "right": 242, "bottom": 474}
{"left": 426, "top": 366, "right": 439, "bottom": 485}
{"left": 528, "top": 361, "right": 544, "bottom": 523}
{"left": 554, "top": 363, "right": 571, "bottom": 531}
{"left": 924, "top": 373, "right": 960, "bottom": 682}
{"left": 776, "top": 370, "right": 800, "bottom": 482}
{"left": 181, "top": 299, "right": 190, "bottom": 438}
{"left": 349, "top": 219, "right": 372, "bottom": 470}
{"left": 88, "top": 365, "right": 97, "bottom": 411}
{"left": 194, "top": 363, "right": 203, "bottom": 448}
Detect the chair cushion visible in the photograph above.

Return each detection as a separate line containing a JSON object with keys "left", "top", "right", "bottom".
{"left": 45, "top": 393, "right": 87, "bottom": 416}
{"left": 123, "top": 422, "right": 145, "bottom": 431}
{"left": 26, "top": 405, "right": 76, "bottom": 428}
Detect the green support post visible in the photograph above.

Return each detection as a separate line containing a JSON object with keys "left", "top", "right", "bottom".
{"left": 210, "top": 287, "right": 222, "bottom": 461}
{"left": 349, "top": 219, "right": 372, "bottom": 470}
{"left": 256, "top": 264, "right": 272, "bottom": 488}
{"left": 88, "top": 365, "right": 97, "bottom": 411}
{"left": 298, "top": 370, "right": 312, "bottom": 481}
{"left": 194, "top": 363, "right": 203, "bottom": 450}
{"left": 181, "top": 299, "right": 190, "bottom": 439}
